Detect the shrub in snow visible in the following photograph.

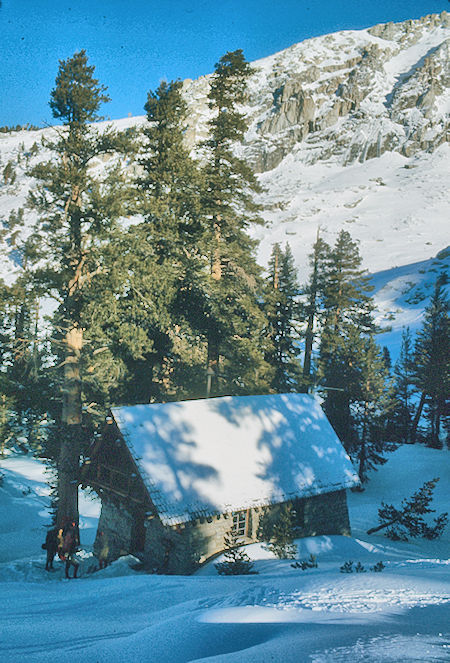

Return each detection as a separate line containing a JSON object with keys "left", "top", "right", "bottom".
{"left": 291, "top": 554, "right": 318, "bottom": 570}
{"left": 367, "top": 478, "right": 448, "bottom": 541}
{"left": 340, "top": 560, "right": 385, "bottom": 573}
{"left": 215, "top": 530, "right": 257, "bottom": 576}
{"left": 258, "top": 503, "right": 298, "bottom": 559}
{"left": 3, "top": 161, "right": 16, "bottom": 185}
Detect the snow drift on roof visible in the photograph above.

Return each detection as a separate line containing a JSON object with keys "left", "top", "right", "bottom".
{"left": 111, "top": 393, "right": 359, "bottom": 525}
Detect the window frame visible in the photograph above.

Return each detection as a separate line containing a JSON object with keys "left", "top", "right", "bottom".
{"left": 232, "top": 509, "right": 249, "bottom": 537}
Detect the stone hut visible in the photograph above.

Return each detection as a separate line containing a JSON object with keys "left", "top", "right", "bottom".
{"left": 83, "top": 393, "right": 359, "bottom": 574}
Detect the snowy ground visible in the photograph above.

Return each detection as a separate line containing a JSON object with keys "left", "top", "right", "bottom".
{"left": 0, "top": 446, "right": 448, "bottom": 662}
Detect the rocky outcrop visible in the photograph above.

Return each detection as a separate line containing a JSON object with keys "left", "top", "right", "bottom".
{"left": 182, "top": 11, "right": 449, "bottom": 172}
{"left": 260, "top": 81, "right": 316, "bottom": 135}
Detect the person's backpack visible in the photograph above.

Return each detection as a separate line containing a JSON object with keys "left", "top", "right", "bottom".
{"left": 60, "top": 530, "right": 74, "bottom": 559}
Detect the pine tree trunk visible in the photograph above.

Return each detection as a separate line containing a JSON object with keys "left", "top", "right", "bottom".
{"left": 303, "top": 234, "right": 320, "bottom": 381}
{"left": 32, "top": 299, "right": 39, "bottom": 379}
{"left": 207, "top": 338, "right": 220, "bottom": 397}
{"left": 57, "top": 324, "right": 83, "bottom": 529}
{"left": 207, "top": 217, "right": 221, "bottom": 395}
{"left": 0, "top": 394, "right": 6, "bottom": 458}
{"left": 358, "top": 401, "right": 368, "bottom": 481}
{"left": 211, "top": 219, "right": 222, "bottom": 281}
{"left": 367, "top": 518, "right": 398, "bottom": 535}
{"left": 303, "top": 310, "right": 315, "bottom": 381}
{"left": 273, "top": 251, "right": 279, "bottom": 291}
{"left": 410, "top": 391, "right": 426, "bottom": 443}
{"left": 429, "top": 397, "right": 443, "bottom": 449}
{"left": 57, "top": 246, "right": 84, "bottom": 530}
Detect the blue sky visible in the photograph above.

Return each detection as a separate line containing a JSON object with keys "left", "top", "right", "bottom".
{"left": 1, "top": 0, "right": 448, "bottom": 126}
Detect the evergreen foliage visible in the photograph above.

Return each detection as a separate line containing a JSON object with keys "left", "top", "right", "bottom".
{"left": 291, "top": 554, "right": 318, "bottom": 570}
{"left": 87, "top": 78, "right": 208, "bottom": 404}
{"left": 367, "top": 478, "right": 448, "bottom": 540}
{"left": 340, "top": 560, "right": 384, "bottom": 573}
{"left": 390, "top": 328, "right": 417, "bottom": 443}
{"left": 49, "top": 50, "right": 110, "bottom": 125}
{"left": 200, "top": 50, "right": 269, "bottom": 397}
{"left": 318, "top": 231, "right": 376, "bottom": 444}
{"left": 258, "top": 503, "right": 298, "bottom": 559}
{"left": 351, "top": 336, "right": 392, "bottom": 481}
{"left": 317, "top": 231, "right": 389, "bottom": 480}
{"left": 302, "top": 230, "right": 329, "bottom": 386}
{"left": 264, "top": 243, "right": 302, "bottom": 392}
{"left": 411, "top": 277, "right": 449, "bottom": 447}
{"left": 215, "top": 528, "right": 257, "bottom": 575}
{"left": 0, "top": 276, "right": 50, "bottom": 455}
{"left": 2, "top": 161, "right": 16, "bottom": 185}
{"left": 26, "top": 50, "right": 133, "bottom": 529}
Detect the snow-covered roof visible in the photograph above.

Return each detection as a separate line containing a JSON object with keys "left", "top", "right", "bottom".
{"left": 111, "top": 393, "right": 360, "bottom": 526}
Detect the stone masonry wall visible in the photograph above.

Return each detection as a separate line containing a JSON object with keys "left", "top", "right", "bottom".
{"left": 142, "top": 489, "right": 351, "bottom": 574}
{"left": 94, "top": 497, "right": 136, "bottom": 561}
{"left": 303, "top": 489, "right": 351, "bottom": 537}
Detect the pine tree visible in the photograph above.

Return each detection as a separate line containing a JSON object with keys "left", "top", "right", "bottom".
{"left": 411, "top": 276, "right": 449, "bottom": 447}
{"left": 264, "top": 243, "right": 302, "bottom": 392}
{"left": 258, "top": 503, "right": 298, "bottom": 559}
{"left": 391, "top": 328, "right": 417, "bottom": 443}
{"left": 351, "top": 335, "right": 391, "bottom": 481}
{"left": 138, "top": 79, "right": 204, "bottom": 257}
{"left": 321, "top": 230, "right": 375, "bottom": 336}
{"left": 318, "top": 231, "right": 376, "bottom": 446}
{"left": 26, "top": 51, "right": 132, "bottom": 530}
{"left": 214, "top": 528, "right": 256, "bottom": 575}
{"left": 0, "top": 275, "right": 50, "bottom": 454}
{"left": 93, "top": 78, "right": 209, "bottom": 404}
{"left": 302, "top": 230, "right": 329, "bottom": 387}
{"left": 367, "top": 478, "right": 448, "bottom": 540}
{"left": 200, "top": 50, "right": 269, "bottom": 396}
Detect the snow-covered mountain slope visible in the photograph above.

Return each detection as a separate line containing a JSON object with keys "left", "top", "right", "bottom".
{"left": 183, "top": 11, "right": 449, "bottom": 171}
{"left": 0, "top": 12, "right": 448, "bottom": 353}
{"left": 183, "top": 11, "right": 450, "bottom": 322}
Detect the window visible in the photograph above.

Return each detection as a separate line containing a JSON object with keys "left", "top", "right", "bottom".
{"left": 232, "top": 510, "right": 249, "bottom": 536}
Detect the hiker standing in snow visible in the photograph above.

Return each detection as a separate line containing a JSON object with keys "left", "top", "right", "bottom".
{"left": 43, "top": 527, "right": 58, "bottom": 571}
{"left": 97, "top": 530, "right": 110, "bottom": 569}
{"left": 61, "top": 521, "right": 80, "bottom": 579}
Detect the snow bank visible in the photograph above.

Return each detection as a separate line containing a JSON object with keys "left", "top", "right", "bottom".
{"left": 0, "top": 443, "right": 448, "bottom": 662}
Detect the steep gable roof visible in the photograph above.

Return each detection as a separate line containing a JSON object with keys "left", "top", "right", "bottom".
{"left": 111, "top": 393, "right": 359, "bottom": 525}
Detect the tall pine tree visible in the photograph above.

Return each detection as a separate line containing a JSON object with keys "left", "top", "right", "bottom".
{"left": 26, "top": 51, "right": 131, "bottom": 529}
{"left": 391, "top": 327, "right": 417, "bottom": 443}
{"left": 318, "top": 230, "right": 376, "bottom": 444}
{"left": 200, "top": 50, "right": 270, "bottom": 396}
{"left": 264, "top": 243, "right": 302, "bottom": 392}
{"left": 352, "top": 335, "right": 391, "bottom": 481}
{"left": 302, "top": 229, "right": 329, "bottom": 387}
{"left": 316, "top": 231, "right": 391, "bottom": 480}
{"left": 92, "top": 79, "right": 209, "bottom": 404}
{"left": 412, "top": 277, "right": 449, "bottom": 447}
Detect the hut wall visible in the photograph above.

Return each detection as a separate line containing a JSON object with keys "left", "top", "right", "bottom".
{"left": 303, "top": 489, "right": 351, "bottom": 537}
{"left": 94, "top": 497, "right": 136, "bottom": 561}
{"left": 142, "top": 489, "right": 351, "bottom": 574}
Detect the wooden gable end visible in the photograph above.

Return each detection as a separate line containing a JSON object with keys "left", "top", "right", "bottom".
{"left": 81, "top": 419, "right": 152, "bottom": 509}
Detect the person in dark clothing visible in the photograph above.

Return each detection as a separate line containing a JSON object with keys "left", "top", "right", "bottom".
{"left": 61, "top": 521, "right": 80, "bottom": 579}
{"left": 97, "top": 530, "right": 109, "bottom": 569}
{"left": 44, "top": 527, "right": 58, "bottom": 571}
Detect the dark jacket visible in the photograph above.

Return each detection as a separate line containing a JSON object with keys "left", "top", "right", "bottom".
{"left": 45, "top": 528, "right": 58, "bottom": 553}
